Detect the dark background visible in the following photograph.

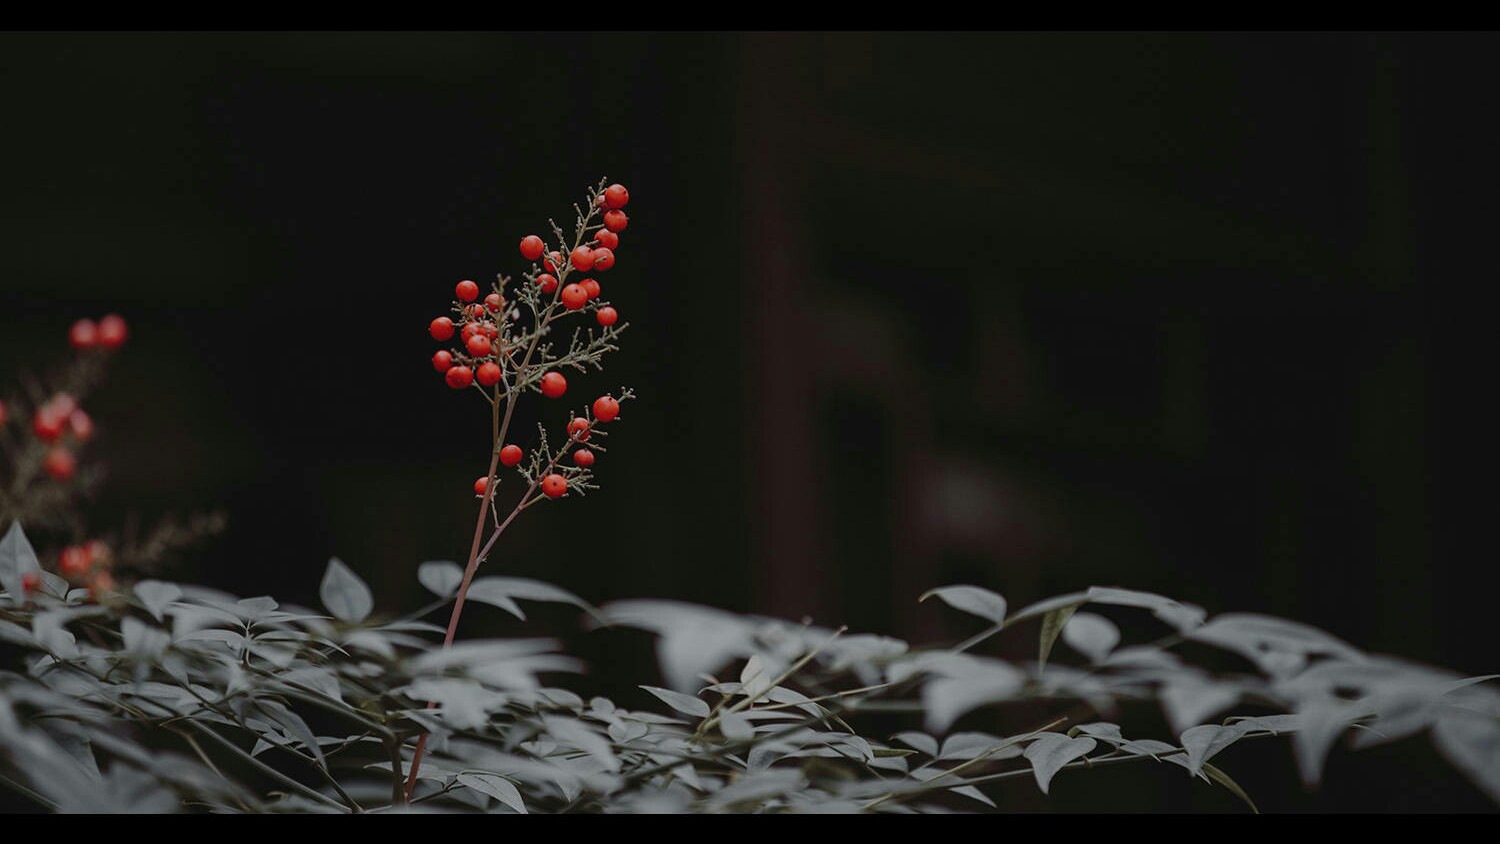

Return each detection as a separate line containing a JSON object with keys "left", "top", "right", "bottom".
{"left": 1, "top": 31, "right": 1495, "bottom": 812}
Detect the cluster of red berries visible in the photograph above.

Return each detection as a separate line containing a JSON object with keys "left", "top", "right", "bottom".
{"left": 428, "top": 277, "right": 510, "bottom": 390}
{"left": 68, "top": 315, "right": 129, "bottom": 351}
{"left": 478, "top": 394, "right": 621, "bottom": 499}
{"left": 20, "top": 539, "right": 115, "bottom": 599}
{"left": 31, "top": 392, "right": 92, "bottom": 481}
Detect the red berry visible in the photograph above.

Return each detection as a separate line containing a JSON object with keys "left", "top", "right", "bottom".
{"left": 596, "top": 306, "right": 619, "bottom": 327}
{"left": 592, "top": 395, "right": 620, "bottom": 423}
{"left": 543, "top": 251, "right": 563, "bottom": 274}
{"left": 537, "top": 273, "right": 559, "bottom": 294}
{"left": 44, "top": 447, "right": 76, "bottom": 481}
{"left": 603, "top": 183, "right": 629, "bottom": 210}
{"left": 68, "top": 410, "right": 93, "bottom": 442}
{"left": 592, "top": 247, "right": 616, "bottom": 271}
{"left": 581, "top": 278, "right": 601, "bottom": 300}
{"left": 541, "top": 473, "right": 567, "bottom": 498}
{"left": 570, "top": 246, "right": 595, "bottom": 271}
{"left": 500, "top": 444, "right": 524, "bottom": 467}
{"left": 568, "top": 417, "right": 591, "bottom": 442}
{"left": 69, "top": 319, "right": 99, "bottom": 350}
{"left": 465, "top": 303, "right": 486, "bottom": 319}
{"left": 461, "top": 322, "right": 483, "bottom": 342}
{"left": 520, "top": 235, "right": 545, "bottom": 261}
{"left": 445, "top": 365, "right": 474, "bottom": 389}
{"left": 573, "top": 448, "right": 595, "bottom": 467}
{"left": 456, "top": 280, "right": 480, "bottom": 302}
{"left": 0, "top": 400, "right": 7, "bottom": 427}
{"left": 473, "top": 476, "right": 490, "bottom": 496}
{"left": 480, "top": 320, "right": 499, "bottom": 339}
{"left": 476, "top": 361, "right": 503, "bottom": 387}
{"left": 85, "top": 540, "right": 110, "bottom": 568}
{"left": 485, "top": 292, "right": 504, "bottom": 313}
{"left": 560, "top": 284, "right": 588, "bottom": 310}
{"left": 20, "top": 570, "right": 41, "bottom": 594}
{"left": 432, "top": 350, "right": 454, "bottom": 372}
{"left": 59, "top": 545, "right": 90, "bottom": 579}
{"left": 603, "top": 210, "right": 628, "bottom": 232}
{"left": 97, "top": 315, "right": 127, "bottom": 349}
{"left": 540, "top": 371, "right": 567, "bottom": 398}
{"left": 430, "top": 317, "right": 455, "bottom": 341}
{"left": 32, "top": 410, "right": 65, "bottom": 443}
{"left": 466, "top": 333, "right": 493, "bottom": 357}
{"left": 594, "top": 229, "right": 619, "bottom": 250}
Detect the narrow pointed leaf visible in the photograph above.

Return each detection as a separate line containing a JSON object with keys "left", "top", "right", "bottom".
{"left": 1203, "top": 762, "right": 1260, "bottom": 813}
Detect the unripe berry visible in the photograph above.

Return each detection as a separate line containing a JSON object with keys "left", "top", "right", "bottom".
{"left": 537, "top": 273, "right": 559, "bottom": 294}
{"left": 456, "top": 279, "right": 480, "bottom": 302}
{"left": 581, "top": 278, "right": 601, "bottom": 300}
{"left": 474, "top": 476, "right": 490, "bottom": 496}
{"left": 485, "top": 292, "right": 504, "bottom": 313}
{"left": 592, "top": 247, "right": 616, "bottom": 271}
{"left": 520, "top": 235, "right": 545, "bottom": 261}
{"left": 97, "top": 315, "right": 128, "bottom": 349}
{"left": 570, "top": 246, "right": 596, "bottom": 271}
{"left": 573, "top": 448, "right": 595, "bottom": 467}
{"left": 466, "top": 333, "right": 493, "bottom": 358}
{"left": 476, "top": 361, "right": 503, "bottom": 387}
{"left": 568, "top": 417, "right": 591, "bottom": 441}
{"left": 500, "top": 444, "right": 524, "bottom": 467}
{"left": 593, "top": 395, "right": 620, "bottom": 423}
{"left": 430, "top": 317, "right": 456, "bottom": 341}
{"left": 603, "top": 210, "right": 628, "bottom": 232}
{"left": 540, "top": 371, "right": 567, "bottom": 398}
{"left": 47, "top": 394, "right": 77, "bottom": 418}
{"left": 594, "top": 229, "right": 619, "bottom": 250}
{"left": 68, "top": 410, "right": 93, "bottom": 442}
{"left": 596, "top": 306, "right": 619, "bottom": 327}
{"left": 85, "top": 540, "right": 110, "bottom": 568}
{"left": 432, "top": 350, "right": 454, "bottom": 372}
{"left": 603, "top": 183, "right": 629, "bottom": 210}
{"left": 59, "top": 545, "right": 90, "bottom": 579}
{"left": 89, "top": 570, "right": 115, "bottom": 600}
{"left": 543, "top": 251, "right": 563, "bottom": 274}
{"left": 445, "top": 365, "right": 474, "bottom": 389}
{"left": 20, "top": 570, "right": 41, "bottom": 594}
{"left": 542, "top": 473, "right": 567, "bottom": 498}
{"left": 561, "top": 284, "right": 588, "bottom": 310}
{"left": 44, "top": 447, "right": 75, "bottom": 480}
{"left": 69, "top": 319, "right": 99, "bottom": 350}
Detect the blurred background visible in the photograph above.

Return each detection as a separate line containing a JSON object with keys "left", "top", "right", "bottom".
{"left": 1, "top": 31, "right": 1495, "bottom": 811}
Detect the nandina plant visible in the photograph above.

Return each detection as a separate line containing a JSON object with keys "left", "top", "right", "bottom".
{"left": 405, "top": 178, "right": 635, "bottom": 796}
{"left": 1, "top": 180, "right": 1498, "bottom": 814}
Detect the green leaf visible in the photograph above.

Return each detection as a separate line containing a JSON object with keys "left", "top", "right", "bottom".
{"left": 319, "top": 558, "right": 372, "bottom": 623}
{"left": 919, "top": 585, "right": 1007, "bottom": 625}
{"left": 640, "top": 685, "right": 710, "bottom": 718}
{"left": 1202, "top": 762, "right": 1260, "bottom": 814}
{"left": 132, "top": 581, "right": 181, "bottom": 622}
{"left": 1022, "top": 733, "right": 1096, "bottom": 795}
{"left": 0, "top": 521, "right": 41, "bottom": 606}
{"left": 456, "top": 772, "right": 526, "bottom": 813}
{"left": 1038, "top": 605, "right": 1079, "bottom": 671}
{"left": 417, "top": 561, "right": 464, "bottom": 599}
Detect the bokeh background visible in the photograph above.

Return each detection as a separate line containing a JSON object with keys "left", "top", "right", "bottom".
{"left": 2, "top": 31, "right": 1496, "bottom": 812}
